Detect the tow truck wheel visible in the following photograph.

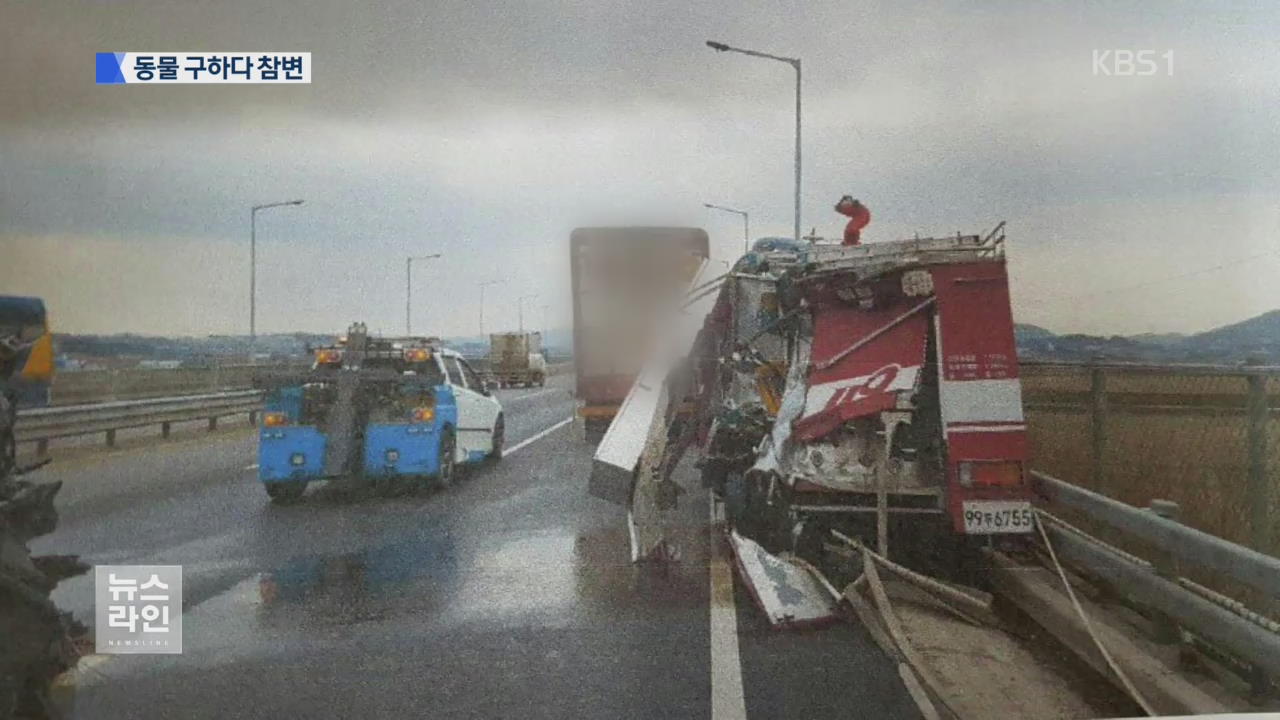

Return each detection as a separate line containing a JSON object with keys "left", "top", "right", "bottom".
{"left": 265, "top": 481, "right": 306, "bottom": 504}
{"left": 436, "top": 429, "right": 457, "bottom": 488}
{"left": 488, "top": 415, "right": 504, "bottom": 461}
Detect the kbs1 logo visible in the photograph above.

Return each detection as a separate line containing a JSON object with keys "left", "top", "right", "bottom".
{"left": 95, "top": 52, "right": 311, "bottom": 84}
{"left": 1092, "top": 49, "right": 1174, "bottom": 77}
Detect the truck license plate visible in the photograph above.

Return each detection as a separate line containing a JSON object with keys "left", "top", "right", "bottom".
{"left": 961, "top": 501, "right": 1034, "bottom": 534}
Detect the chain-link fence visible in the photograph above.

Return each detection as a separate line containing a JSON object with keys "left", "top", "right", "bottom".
{"left": 1023, "top": 361, "right": 1279, "bottom": 559}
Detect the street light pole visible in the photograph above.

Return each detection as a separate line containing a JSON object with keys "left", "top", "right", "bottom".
{"left": 478, "top": 279, "right": 503, "bottom": 338}
{"left": 706, "top": 40, "right": 801, "bottom": 245}
{"left": 703, "top": 203, "right": 750, "bottom": 254}
{"left": 249, "top": 199, "right": 303, "bottom": 350}
{"left": 518, "top": 294, "right": 538, "bottom": 333}
{"left": 406, "top": 253, "right": 442, "bottom": 335}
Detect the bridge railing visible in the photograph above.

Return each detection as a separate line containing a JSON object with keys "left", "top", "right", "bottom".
{"left": 46, "top": 358, "right": 575, "bottom": 406}
{"left": 16, "top": 390, "right": 262, "bottom": 453}
{"left": 18, "top": 362, "right": 575, "bottom": 452}
{"left": 1030, "top": 469, "right": 1280, "bottom": 686}
{"left": 1021, "top": 360, "right": 1279, "bottom": 558}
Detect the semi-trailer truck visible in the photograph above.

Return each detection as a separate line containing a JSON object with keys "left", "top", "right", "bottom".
{"left": 570, "top": 227, "right": 709, "bottom": 443}
{"left": 488, "top": 332, "right": 545, "bottom": 388}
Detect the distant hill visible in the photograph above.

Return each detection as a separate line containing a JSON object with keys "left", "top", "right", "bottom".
{"left": 55, "top": 328, "right": 574, "bottom": 366}
{"left": 1016, "top": 310, "right": 1280, "bottom": 363}
{"left": 53, "top": 311, "right": 1280, "bottom": 367}
{"left": 1013, "top": 324, "right": 1055, "bottom": 341}
{"left": 1186, "top": 310, "right": 1280, "bottom": 354}
{"left": 1129, "top": 332, "right": 1187, "bottom": 346}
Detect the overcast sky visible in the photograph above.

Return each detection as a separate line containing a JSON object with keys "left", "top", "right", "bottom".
{"left": 3, "top": 0, "right": 1280, "bottom": 337}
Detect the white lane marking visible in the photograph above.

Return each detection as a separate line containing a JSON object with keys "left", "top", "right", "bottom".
{"left": 505, "top": 417, "right": 574, "bottom": 456}
{"left": 709, "top": 491, "right": 748, "bottom": 720}
{"left": 500, "top": 388, "right": 561, "bottom": 404}
{"left": 244, "top": 463, "right": 258, "bottom": 470}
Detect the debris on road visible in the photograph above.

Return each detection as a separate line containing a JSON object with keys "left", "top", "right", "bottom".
{"left": 0, "top": 474, "right": 89, "bottom": 720}
{"left": 1, "top": 299, "right": 88, "bottom": 720}
{"left": 727, "top": 530, "right": 837, "bottom": 629}
{"left": 827, "top": 538, "right": 1133, "bottom": 720}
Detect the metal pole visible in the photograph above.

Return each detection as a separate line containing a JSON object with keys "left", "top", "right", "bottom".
{"left": 793, "top": 58, "right": 801, "bottom": 246}
{"left": 405, "top": 253, "right": 442, "bottom": 337}
{"left": 1090, "top": 363, "right": 1108, "bottom": 494}
{"left": 247, "top": 199, "right": 303, "bottom": 355}
{"left": 250, "top": 208, "right": 256, "bottom": 344}
{"left": 518, "top": 294, "right": 537, "bottom": 334}
{"left": 1245, "top": 361, "right": 1270, "bottom": 553}
{"left": 704, "top": 203, "right": 750, "bottom": 256}
{"left": 478, "top": 280, "right": 503, "bottom": 339}
{"left": 704, "top": 41, "right": 802, "bottom": 245}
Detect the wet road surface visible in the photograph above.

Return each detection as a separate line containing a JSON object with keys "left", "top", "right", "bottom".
{"left": 34, "top": 375, "right": 917, "bottom": 719}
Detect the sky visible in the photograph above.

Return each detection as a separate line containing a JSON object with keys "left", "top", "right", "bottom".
{"left": 3, "top": 0, "right": 1280, "bottom": 337}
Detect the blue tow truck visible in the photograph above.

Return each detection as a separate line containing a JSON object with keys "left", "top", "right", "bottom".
{"left": 255, "top": 323, "right": 504, "bottom": 503}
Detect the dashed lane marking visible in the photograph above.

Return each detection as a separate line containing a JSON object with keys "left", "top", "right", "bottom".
{"left": 499, "top": 387, "right": 563, "bottom": 405}
{"left": 505, "top": 417, "right": 574, "bottom": 456}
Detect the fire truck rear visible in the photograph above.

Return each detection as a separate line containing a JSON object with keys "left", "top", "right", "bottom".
{"left": 702, "top": 227, "right": 1031, "bottom": 560}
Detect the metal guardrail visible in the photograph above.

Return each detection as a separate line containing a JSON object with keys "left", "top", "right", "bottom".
{"left": 16, "top": 365, "right": 574, "bottom": 452}
{"left": 49, "top": 359, "right": 575, "bottom": 406}
{"left": 16, "top": 390, "right": 263, "bottom": 451}
{"left": 1032, "top": 471, "right": 1280, "bottom": 599}
{"left": 1031, "top": 470, "right": 1280, "bottom": 680}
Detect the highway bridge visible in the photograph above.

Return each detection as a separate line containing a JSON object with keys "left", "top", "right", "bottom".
{"left": 32, "top": 374, "right": 921, "bottom": 719}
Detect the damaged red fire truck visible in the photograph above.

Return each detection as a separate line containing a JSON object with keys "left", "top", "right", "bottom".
{"left": 592, "top": 220, "right": 1032, "bottom": 574}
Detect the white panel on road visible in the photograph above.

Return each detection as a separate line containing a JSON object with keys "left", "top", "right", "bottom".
{"left": 728, "top": 530, "right": 837, "bottom": 629}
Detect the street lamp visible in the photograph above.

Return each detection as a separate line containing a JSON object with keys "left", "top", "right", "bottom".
{"left": 704, "top": 202, "right": 750, "bottom": 254}
{"left": 706, "top": 40, "right": 801, "bottom": 246}
{"left": 518, "top": 294, "right": 538, "bottom": 333}
{"left": 478, "top": 279, "right": 504, "bottom": 338}
{"left": 250, "top": 199, "right": 303, "bottom": 345}
{"left": 406, "top": 254, "right": 442, "bottom": 335}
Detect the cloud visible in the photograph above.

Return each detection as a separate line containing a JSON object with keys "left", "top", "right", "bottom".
{"left": 4, "top": 0, "right": 1280, "bottom": 335}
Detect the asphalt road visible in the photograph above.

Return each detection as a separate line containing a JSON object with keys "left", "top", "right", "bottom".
{"left": 32, "top": 374, "right": 917, "bottom": 719}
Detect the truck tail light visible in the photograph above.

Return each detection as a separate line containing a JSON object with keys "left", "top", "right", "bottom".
{"left": 958, "top": 461, "right": 1023, "bottom": 488}
{"left": 263, "top": 412, "right": 290, "bottom": 427}
{"left": 315, "top": 349, "right": 343, "bottom": 364}
{"left": 411, "top": 407, "right": 435, "bottom": 423}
